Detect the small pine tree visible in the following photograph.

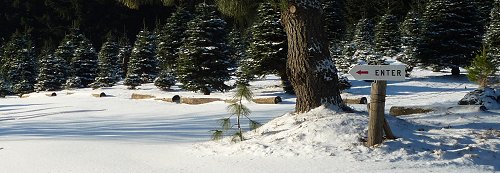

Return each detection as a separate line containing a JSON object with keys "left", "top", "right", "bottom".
{"left": 154, "top": 71, "right": 176, "bottom": 90}
{"left": 123, "top": 74, "right": 141, "bottom": 89}
{"left": 212, "top": 83, "right": 261, "bottom": 142}
{"left": 2, "top": 32, "right": 37, "bottom": 94}
{"left": 353, "top": 18, "right": 375, "bottom": 53}
{"left": 92, "top": 34, "right": 120, "bottom": 88}
{"left": 124, "top": 30, "right": 158, "bottom": 88}
{"left": 35, "top": 49, "right": 67, "bottom": 91}
{"left": 323, "top": 0, "right": 347, "bottom": 46}
{"left": 177, "top": 3, "right": 232, "bottom": 95}
{"left": 466, "top": 47, "right": 497, "bottom": 88}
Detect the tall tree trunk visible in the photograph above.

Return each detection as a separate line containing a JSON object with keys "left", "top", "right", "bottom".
{"left": 281, "top": 1, "right": 348, "bottom": 113}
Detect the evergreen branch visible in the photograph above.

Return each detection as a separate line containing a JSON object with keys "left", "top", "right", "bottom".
{"left": 218, "top": 118, "right": 231, "bottom": 130}
{"left": 211, "top": 130, "right": 224, "bottom": 141}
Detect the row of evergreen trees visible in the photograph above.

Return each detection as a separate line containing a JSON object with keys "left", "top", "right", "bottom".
{"left": 0, "top": 3, "right": 289, "bottom": 96}
{"left": 330, "top": 0, "right": 500, "bottom": 76}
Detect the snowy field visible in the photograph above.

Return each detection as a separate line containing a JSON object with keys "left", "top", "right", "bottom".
{"left": 0, "top": 68, "right": 498, "bottom": 173}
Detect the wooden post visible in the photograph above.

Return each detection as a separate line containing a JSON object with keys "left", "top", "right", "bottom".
{"left": 367, "top": 80, "right": 387, "bottom": 146}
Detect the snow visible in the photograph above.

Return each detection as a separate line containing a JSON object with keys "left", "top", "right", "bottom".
{"left": 0, "top": 68, "right": 499, "bottom": 172}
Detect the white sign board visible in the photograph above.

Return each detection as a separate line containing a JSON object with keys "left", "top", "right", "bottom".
{"left": 348, "top": 65, "right": 406, "bottom": 81}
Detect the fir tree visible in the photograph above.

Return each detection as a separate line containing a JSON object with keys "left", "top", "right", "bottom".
{"left": 466, "top": 47, "right": 497, "bottom": 88}
{"left": 0, "top": 76, "right": 11, "bottom": 97}
{"left": 375, "top": 13, "right": 401, "bottom": 57}
{"left": 227, "top": 28, "right": 248, "bottom": 69}
{"left": 92, "top": 34, "right": 120, "bottom": 88}
{"left": 352, "top": 18, "right": 384, "bottom": 65}
{"left": 323, "top": 0, "right": 347, "bottom": 46}
{"left": 70, "top": 34, "right": 98, "bottom": 88}
{"left": 117, "top": 36, "right": 132, "bottom": 78}
{"left": 177, "top": 3, "right": 232, "bottom": 95}
{"left": 156, "top": 7, "right": 192, "bottom": 74}
{"left": 418, "top": 0, "right": 483, "bottom": 75}
{"left": 35, "top": 49, "right": 67, "bottom": 91}
{"left": 336, "top": 42, "right": 357, "bottom": 73}
{"left": 484, "top": 0, "right": 500, "bottom": 69}
{"left": 124, "top": 30, "right": 158, "bottom": 88}
{"left": 154, "top": 71, "right": 176, "bottom": 90}
{"left": 2, "top": 32, "right": 37, "bottom": 94}
{"left": 400, "top": 10, "right": 423, "bottom": 67}
{"left": 212, "top": 83, "right": 261, "bottom": 142}
{"left": 244, "top": 3, "right": 291, "bottom": 94}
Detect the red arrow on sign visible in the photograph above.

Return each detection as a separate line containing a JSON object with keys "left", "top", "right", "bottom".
{"left": 356, "top": 70, "right": 369, "bottom": 75}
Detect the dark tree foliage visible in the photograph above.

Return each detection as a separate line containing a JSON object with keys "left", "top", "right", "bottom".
{"left": 0, "top": 0, "right": 172, "bottom": 52}
{"left": 323, "top": 0, "right": 347, "bottom": 45}
{"left": 124, "top": 30, "right": 158, "bottom": 88}
{"left": 35, "top": 49, "right": 67, "bottom": 91}
{"left": 177, "top": 3, "right": 232, "bottom": 95}
{"left": 117, "top": 36, "right": 132, "bottom": 78}
{"left": 0, "top": 76, "right": 10, "bottom": 97}
{"left": 400, "top": 10, "right": 423, "bottom": 66}
{"left": 485, "top": 0, "right": 500, "bottom": 68}
{"left": 69, "top": 31, "right": 98, "bottom": 88}
{"left": 93, "top": 34, "right": 120, "bottom": 88}
{"left": 243, "top": 2, "right": 292, "bottom": 93}
{"left": 1, "top": 32, "right": 37, "bottom": 94}
{"left": 418, "top": 0, "right": 483, "bottom": 74}
{"left": 375, "top": 13, "right": 401, "bottom": 57}
{"left": 156, "top": 7, "right": 193, "bottom": 73}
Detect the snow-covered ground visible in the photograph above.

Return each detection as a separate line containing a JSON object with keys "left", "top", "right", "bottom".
{"left": 0, "top": 68, "right": 498, "bottom": 173}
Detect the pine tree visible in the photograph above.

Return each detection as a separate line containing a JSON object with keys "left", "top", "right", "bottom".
{"left": 323, "top": 0, "right": 347, "bottom": 46}
{"left": 70, "top": 34, "right": 98, "bottom": 88}
{"left": 244, "top": 2, "right": 291, "bottom": 94}
{"left": 0, "top": 76, "right": 11, "bottom": 97}
{"left": 2, "top": 32, "right": 37, "bottom": 94}
{"left": 484, "top": 0, "right": 500, "bottom": 69}
{"left": 351, "top": 18, "right": 384, "bottom": 65}
{"left": 124, "top": 30, "right": 158, "bottom": 88}
{"left": 400, "top": 10, "right": 423, "bottom": 67}
{"left": 212, "top": 83, "right": 261, "bottom": 142}
{"left": 418, "top": 0, "right": 483, "bottom": 75}
{"left": 177, "top": 3, "right": 232, "bottom": 95}
{"left": 35, "top": 49, "right": 67, "bottom": 91}
{"left": 156, "top": 7, "right": 192, "bottom": 74}
{"left": 54, "top": 30, "right": 77, "bottom": 83}
{"left": 375, "top": 13, "right": 401, "bottom": 57}
{"left": 117, "top": 36, "right": 132, "bottom": 78}
{"left": 227, "top": 28, "right": 248, "bottom": 69}
{"left": 466, "top": 47, "right": 497, "bottom": 88}
{"left": 92, "top": 34, "right": 120, "bottom": 88}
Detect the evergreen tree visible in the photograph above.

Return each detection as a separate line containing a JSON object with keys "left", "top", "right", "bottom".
{"left": 484, "top": 0, "right": 500, "bottom": 69}
{"left": 353, "top": 18, "right": 375, "bottom": 54}
{"left": 227, "top": 28, "right": 248, "bottom": 69}
{"left": 1, "top": 32, "right": 37, "bottom": 94}
{"left": 375, "top": 13, "right": 401, "bottom": 57}
{"left": 0, "top": 76, "right": 11, "bottom": 97}
{"left": 156, "top": 7, "right": 192, "bottom": 74}
{"left": 117, "top": 36, "right": 132, "bottom": 78}
{"left": 70, "top": 33, "right": 98, "bottom": 88}
{"left": 177, "top": 3, "right": 232, "bottom": 95}
{"left": 92, "top": 34, "right": 120, "bottom": 88}
{"left": 35, "top": 49, "right": 67, "bottom": 91}
{"left": 124, "top": 30, "right": 158, "bottom": 88}
{"left": 400, "top": 10, "right": 423, "bottom": 66}
{"left": 244, "top": 3, "right": 292, "bottom": 94}
{"left": 212, "top": 83, "right": 261, "bottom": 142}
{"left": 336, "top": 42, "right": 357, "bottom": 73}
{"left": 418, "top": 0, "right": 483, "bottom": 75}
{"left": 323, "top": 0, "right": 347, "bottom": 46}
{"left": 466, "top": 47, "right": 497, "bottom": 88}
{"left": 154, "top": 71, "right": 176, "bottom": 90}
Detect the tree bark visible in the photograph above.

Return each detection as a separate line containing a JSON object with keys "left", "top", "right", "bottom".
{"left": 281, "top": 0, "right": 347, "bottom": 113}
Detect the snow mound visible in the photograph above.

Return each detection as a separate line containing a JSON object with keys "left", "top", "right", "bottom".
{"left": 196, "top": 106, "right": 369, "bottom": 157}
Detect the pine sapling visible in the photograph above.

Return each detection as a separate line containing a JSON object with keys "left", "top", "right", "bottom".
{"left": 212, "top": 83, "right": 261, "bottom": 142}
{"left": 466, "top": 47, "right": 497, "bottom": 88}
